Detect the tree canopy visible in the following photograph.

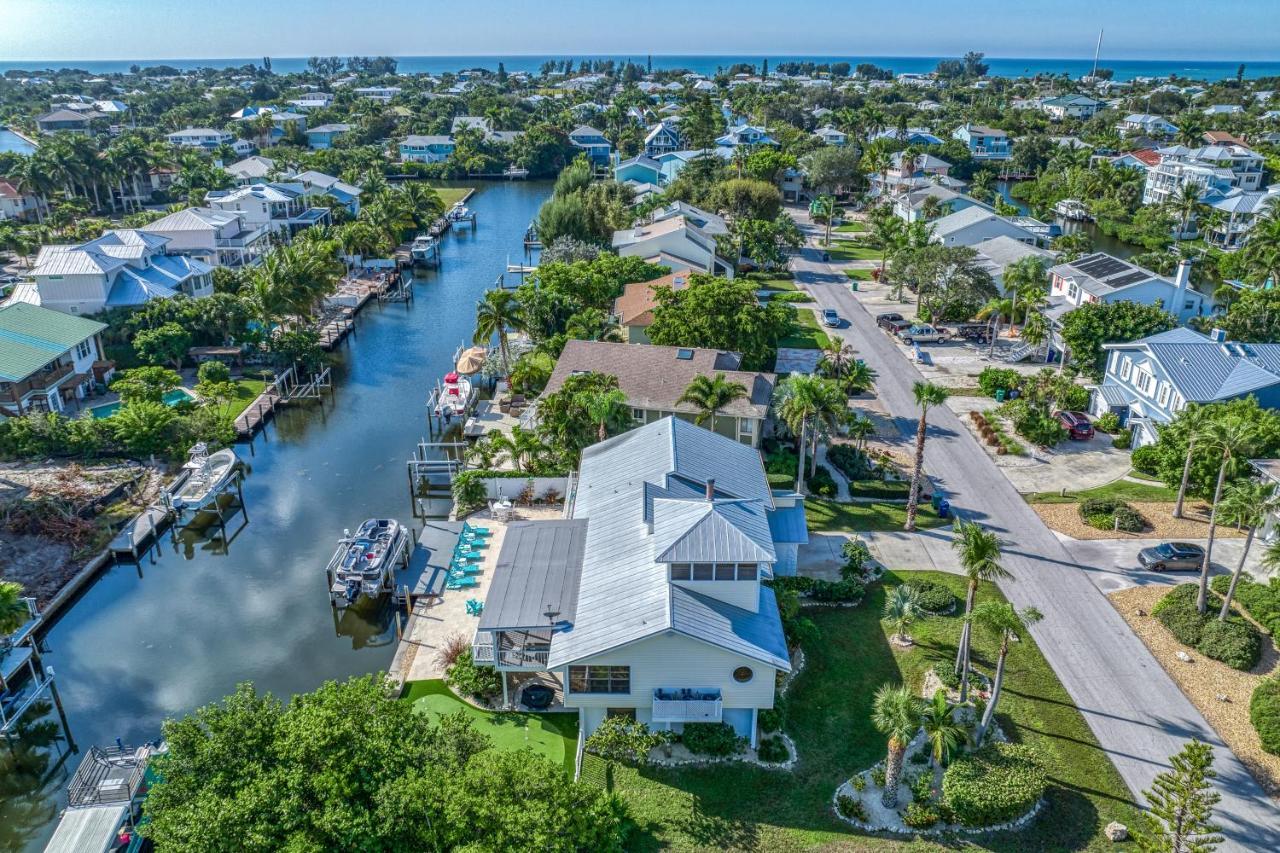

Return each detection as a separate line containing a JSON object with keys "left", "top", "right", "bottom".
{"left": 646, "top": 274, "right": 795, "bottom": 370}
{"left": 1058, "top": 300, "right": 1177, "bottom": 380}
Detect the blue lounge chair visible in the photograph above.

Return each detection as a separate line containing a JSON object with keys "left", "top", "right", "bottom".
{"left": 455, "top": 550, "right": 483, "bottom": 561}
{"left": 466, "top": 599, "right": 484, "bottom": 616}
{"left": 463, "top": 524, "right": 491, "bottom": 536}
{"left": 446, "top": 576, "right": 479, "bottom": 590}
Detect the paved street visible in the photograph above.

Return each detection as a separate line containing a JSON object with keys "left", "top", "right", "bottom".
{"left": 789, "top": 221, "right": 1279, "bottom": 848}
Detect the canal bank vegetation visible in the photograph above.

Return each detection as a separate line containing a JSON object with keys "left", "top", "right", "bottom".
{"left": 140, "top": 675, "right": 627, "bottom": 852}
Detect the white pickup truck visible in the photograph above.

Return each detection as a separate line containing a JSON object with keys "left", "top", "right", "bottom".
{"left": 897, "top": 323, "right": 951, "bottom": 344}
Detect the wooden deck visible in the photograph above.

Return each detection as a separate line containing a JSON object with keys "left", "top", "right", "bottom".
{"left": 233, "top": 391, "right": 280, "bottom": 437}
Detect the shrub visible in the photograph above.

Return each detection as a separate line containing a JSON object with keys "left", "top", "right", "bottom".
{"left": 1152, "top": 583, "right": 1263, "bottom": 671}
{"left": 451, "top": 471, "right": 489, "bottom": 513}
{"left": 850, "top": 774, "right": 867, "bottom": 792}
{"left": 807, "top": 464, "right": 838, "bottom": 498}
{"left": 1209, "top": 573, "right": 1280, "bottom": 637}
{"left": 910, "top": 580, "right": 957, "bottom": 614}
{"left": 1111, "top": 428, "right": 1133, "bottom": 449}
{"left": 911, "top": 770, "right": 934, "bottom": 802}
{"left": 681, "top": 722, "right": 746, "bottom": 757}
{"left": 903, "top": 801, "right": 941, "bottom": 828}
{"left": 196, "top": 360, "right": 232, "bottom": 385}
{"left": 1251, "top": 678, "right": 1280, "bottom": 755}
{"left": 870, "top": 765, "right": 887, "bottom": 788}
{"left": 756, "top": 736, "right": 789, "bottom": 763}
{"left": 433, "top": 632, "right": 471, "bottom": 670}
{"left": 932, "top": 661, "right": 961, "bottom": 690}
{"left": 445, "top": 650, "right": 502, "bottom": 701}
{"left": 1130, "top": 444, "right": 1161, "bottom": 475}
{"left": 1058, "top": 384, "right": 1091, "bottom": 412}
{"left": 1079, "top": 497, "right": 1144, "bottom": 532}
{"left": 770, "top": 575, "right": 817, "bottom": 595}
{"left": 1012, "top": 404, "right": 1066, "bottom": 447}
{"left": 758, "top": 707, "right": 784, "bottom": 734}
{"left": 769, "top": 290, "right": 813, "bottom": 303}
{"left": 827, "top": 444, "right": 872, "bottom": 480}
{"left": 585, "top": 716, "right": 670, "bottom": 765}
{"left": 809, "top": 578, "right": 865, "bottom": 603}
{"left": 841, "top": 538, "right": 872, "bottom": 577}
{"left": 909, "top": 749, "right": 929, "bottom": 765}
{"left": 1095, "top": 411, "right": 1122, "bottom": 434}
{"left": 836, "top": 793, "right": 867, "bottom": 821}
{"left": 942, "top": 742, "right": 1046, "bottom": 827}
{"left": 977, "top": 367, "right": 1022, "bottom": 399}
{"left": 764, "top": 448, "right": 799, "bottom": 476}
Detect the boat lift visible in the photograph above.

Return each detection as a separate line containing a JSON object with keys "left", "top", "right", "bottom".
{"left": 324, "top": 525, "right": 411, "bottom": 609}
{"left": 1, "top": 597, "right": 68, "bottom": 742}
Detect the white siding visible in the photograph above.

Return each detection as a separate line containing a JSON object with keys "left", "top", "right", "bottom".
{"left": 34, "top": 273, "right": 110, "bottom": 314}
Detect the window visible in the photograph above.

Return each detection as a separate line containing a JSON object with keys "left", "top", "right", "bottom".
{"left": 669, "top": 563, "right": 691, "bottom": 581}
{"left": 631, "top": 407, "right": 645, "bottom": 423}
{"left": 692, "top": 563, "right": 714, "bottom": 581}
{"left": 715, "top": 564, "right": 736, "bottom": 581}
{"left": 569, "top": 665, "right": 630, "bottom": 694}
{"left": 75, "top": 340, "right": 92, "bottom": 360}
{"left": 739, "top": 418, "right": 754, "bottom": 435}
{"left": 737, "top": 563, "right": 758, "bottom": 581}
{"left": 733, "top": 666, "right": 754, "bottom": 683}
{"left": 1157, "top": 383, "right": 1171, "bottom": 408}
{"left": 1120, "top": 357, "right": 1132, "bottom": 381}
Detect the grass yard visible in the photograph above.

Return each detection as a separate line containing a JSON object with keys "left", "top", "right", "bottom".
{"left": 402, "top": 679, "right": 578, "bottom": 774}
{"left": 778, "top": 310, "right": 832, "bottom": 350}
{"left": 844, "top": 268, "right": 875, "bottom": 281}
{"left": 805, "top": 497, "right": 949, "bottom": 532}
{"left": 591, "top": 571, "right": 1137, "bottom": 851}
{"left": 834, "top": 221, "right": 868, "bottom": 233}
{"left": 427, "top": 185, "right": 474, "bottom": 208}
{"left": 756, "top": 277, "right": 799, "bottom": 291}
{"left": 825, "top": 243, "right": 883, "bottom": 263}
{"left": 1026, "top": 477, "right": 1178, "bottom": 505}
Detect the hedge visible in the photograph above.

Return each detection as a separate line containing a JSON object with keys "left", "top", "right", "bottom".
{"left": 909, "top": 579, "right": 957, "bottom": 614}
{"left": 827, "top": 444, "right": 873, "bottom": 480}
{"left": 1209, "top": 573, "right": 1280, "bottom": 638}
{"left": 942, "top": 742, "right": 1046, "bottom": 827}
{"left": 977, "top": 367, "right": 1022, "bottom": 399}
{"left": 1079, "top": 497, "right": 1145, "bottom": 532}
{"left": 682, "top": 723, "right": 746, "bottom": 757}
{"left": 756, "top": 736, "right": 789, "bottom": 763}
{"left": 808, "top": 464, "right": 838, "bottom": 498}
{"left": 1251, "top": 678, "right": 1280, "bottom": 755}
{"left": 1152, "top": 583, "right": 1262, "bottom": 671}
{"left": 445, "top": 650, "right": 503, "bottom": 701}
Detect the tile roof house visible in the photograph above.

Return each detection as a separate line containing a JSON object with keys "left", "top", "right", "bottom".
{"left": 471, "top": 416, "right": 803, "bottom": 745}
{"left": 1094, "top": 327, "right": 1280, "bottom": 447}
{"left": 612, "top": 269, "right": 693, "bottom": 342}
{"left": 543, "top": 340, "right": 775, "bottom": 447}
{"left": 0, "top": 302, "right": 109, "bottom": 416}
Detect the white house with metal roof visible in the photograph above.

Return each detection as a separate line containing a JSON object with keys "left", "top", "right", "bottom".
{"left": 612, "top": 216, "right": 736, "bottom": 278}
{"left": 471, "top": 416, "right": 802, "bottom": 746}
{"left": 1048, "top": 254, "right": 1205, "bottom": 322}
{"left": 204, "top": 182, "right": 331, "bottom": 237}
{"left": 0, "top": 303, "right": 108, "bottom": 416}
{"left": 1093, "top": 327, "right": 1280, "bottom": 446}
{"left": 139, "top": 207, "right": 270, "bottom": 269}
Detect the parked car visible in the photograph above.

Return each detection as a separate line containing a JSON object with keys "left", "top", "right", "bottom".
{"left": 876, "top": 312, "right": 905, "bottom": 330}
{"left": 898, "top": 324, "right": 950, "bottom": 344}
{"left": 1137, "top": 542, "right": 1205, "bottom": 572}
{"left": 953, "top": 323, "right": 992, "bottom": 344}
{"left": 822, "top": 308, "right": 841, "bottom": 327}
{"left": 1055, "top": 410, "right": 1095, "bottom": 440}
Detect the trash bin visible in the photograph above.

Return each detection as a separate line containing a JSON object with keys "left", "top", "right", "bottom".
{"left": 822, "top": 251, "right": 830, "bottom": 262}
{"left": 850, "top": 281, "right": 859, "bottom": 291}
{"left": 995, "top": 389, "right": 1006, "bottom": 403}
{"left": 930, "top": 493, "right": 943, "bottom": 511}
{"left": 938, "top": 500, "right": 951, "bottom": 519}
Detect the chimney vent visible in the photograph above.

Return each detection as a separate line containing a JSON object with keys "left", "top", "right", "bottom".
{"left": 705, "top": 479, "right": 715, "bottom": 501}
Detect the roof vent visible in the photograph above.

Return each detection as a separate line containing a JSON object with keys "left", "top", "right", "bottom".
{"left": 676, "top": 348, "right": 694, "bottom": 360}
{"left": 1209, "top": 328, "right": 1227, "bottom": 343}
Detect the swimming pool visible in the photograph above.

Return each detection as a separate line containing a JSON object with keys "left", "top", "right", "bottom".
{"left": 88, "top": 387, "right": 197, "bottom": 419}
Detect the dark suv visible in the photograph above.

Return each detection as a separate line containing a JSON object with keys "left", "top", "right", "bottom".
{"left": 876, "top": 312, "right": 906, "bottom": 331}
{"left": 1054, "top": 410, "right": 1094, "bottom": 440}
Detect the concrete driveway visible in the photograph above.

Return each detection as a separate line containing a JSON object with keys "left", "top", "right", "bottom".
{"left": 789, "top": 211, "right": 1279, "bottom": 851}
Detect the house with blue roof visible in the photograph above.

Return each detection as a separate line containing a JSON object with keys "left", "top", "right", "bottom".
{"left": 644, "top": 120, "right": 684, "bottom": 158}
{"left": 568, "top": 125, "right": 613, "bottom": 166}
{"left": 614, "top": 154, "right": 664, "bottom": 187}
{"left": 306, "top": 123, "right": 351, "bottom": 150}
{"left": 470, "top": 416, "right": 801, "bottom": 746}
{"left": 716, "top": 125, "right": 778, "bottom": 148}
{"left": 1092, "top": 327, "right": 1280, "bottom": 447}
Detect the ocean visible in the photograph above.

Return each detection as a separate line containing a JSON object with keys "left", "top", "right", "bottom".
{"left": 3, "top": 54, "right": 1279, "bottom": 83}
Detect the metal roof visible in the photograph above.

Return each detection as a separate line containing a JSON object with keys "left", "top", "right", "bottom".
{"left": 653, "top": 499, "right": 776, "bottom": 563}
{"left": 43, "top": 805, "right": 128, "bottom": 853}
{"left": 670, "top": 583, "right": 790, "bottom": 669}
{"left": 1107, "top": 328, "right": 1280, "bottom": 402}
{"left": 479, "top": 520, "right": 586, "bottom": 631}
{"left": 766, "top": 502, "right": 809, "bottom": 545}
{"left": 0, "top": 303, "right": 106, "bottom": 381}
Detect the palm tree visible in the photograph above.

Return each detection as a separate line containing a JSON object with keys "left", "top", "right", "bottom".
{"left": 819, "top": 339, "right": 854, "bottom": 381}
{"left": 920, "top": 689, "right": 965, "bottom": 792}
{"left": 473, "top": 289, "right": 521, "bottom": 378}
{"left": 843, "top": 360, "right": 877, "bottom": 395}
{"left": 1170, "top": 181, "right": 1203, "bottom": 239}
{"left": 967, "top": 602, "right": 1043, "bottom": 745}
{"left": 847, "top": 414, "right": 876, "bottom": 452}
{"left": 950, "top": 518, "right": 1012, "bottom": 702}
{"left": 1002, "top": 256, "right": 1048, "bottom": 333}
{"left": 677, "top": 373, "right": 747, "bottom": 433}
{"left": 883, "top": 583, "right": 922, "bottom": 645}
{"left": 582, "top": 387, "right": 628, "bottom": 443}
{"left": 490, "top": 426, "right": 549, "bottom": 473}
{"left": 869, "top": 206, "right": 905, "bottom": 282}
{"left": 1196, "top": 417, "right": 1258, "bottom": 614}
{"left": 775, "top": 375, "right": 823, "bottom": 494}
{"left": 0, "top": 581, "right": 30, "bottom": 636}
{"left": 1173, "top": 405, "right": 1211, "bottom": 519}
{"left": 977, "top": 295, "right": 1015, "bottom": 358}
{"left": 905, "top": 382, "right": 950, "bottom": 531}
{"left": 871, "top": 683, "right": 921, "bottom": 807}
{"left": 1216, "top": 481, "right": 1278, "bottom": 620}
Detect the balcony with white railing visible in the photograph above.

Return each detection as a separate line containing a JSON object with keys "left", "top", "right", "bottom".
{"left": 474, "top": 629, "right": 553, "bottom": 670}
{"left": 652, "top": 688, "right": 723, "bottom": 723}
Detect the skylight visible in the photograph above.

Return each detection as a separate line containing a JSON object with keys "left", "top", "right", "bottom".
{"left": 676, "top": 349, "right": 694, "bottom": 360}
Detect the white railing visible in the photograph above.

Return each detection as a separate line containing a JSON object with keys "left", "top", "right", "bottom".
{"left": 472, "top": 634, "right": 495, "bottom": 664}
{"left": 498, "top": 648, "right": 549, "bottom": 668}
{"left": 652, "top": 691, "right": 723, "bottom": 723}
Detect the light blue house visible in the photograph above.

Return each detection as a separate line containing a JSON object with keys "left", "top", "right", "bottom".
{"left": 400, "top": 135, "right": 455, "bottom": 163}
{"left": 568, "top": 125, "right": 613, "bottom": 165}
{"left": 716, "top": 125, "right": 778, "bottom": 148}
{"left": 306, "top": 123, "right": 351, "bottom": 149}
{"left": 952, "top": 123, "right": 1011, "bottom": 160}
{"left": 1094, "top": 327, "right": 1280, "bottom": 447}
{"left": 614, "top": 155, "right": 664, "bottom": 186}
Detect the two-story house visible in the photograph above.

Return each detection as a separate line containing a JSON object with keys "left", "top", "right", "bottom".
{"left": 1142, "top": 143, "right": 1266, "bottom": 207}
{"left": 568, "top": 125, "right": 613, "bottom": 165}
{"left": 166, "top": 127, "right": 235, "bottom": 150}
{"left": 204, "top": 182, "right": 330, "bottom": 236}
{"left": 812, "top": 126, "right": 848, "bottom": 146}
{"left": 292, "top": 170, "right": 363, "bottom": 216}
{"left": 650, "top": 201, "right": 728, "bottom": 237}
{"left": 1204, "top": 184, "right": 1280, "bottom": 250}
{"left": 542, "top": 341, "right": 774, "bottom": 446}
{"left": 716, "top": 125, "right": 777, "bottom": 148}
{"left": 22, "top": 230, "right": 215, "bottom": 315}
{"left": 352, "top": 86, "right": 401, "bottom": 102}
{"left": 1093, "top": 327, "right": 1280, "bottom": 447}
{"left": 1040, "top": 94, "right": 1104, "bottom": 120}
{"left": 35, "top": 108, "right": 102, "bottom": 135}
{"left": 306, "top": 123, "right": 351, "bottom": 149}
{"left": 140, "top": 207, "right": 270, "bottom": 269}
{"left": 0, "top": 303, "right": 109, "bottom": 416}
{"left": 1119, "top": 113, "right": 1179, "bottom": 138}
{"left": 0, "top": 179, "right": 41, "bottom": 222}
{"left": 612, "top": 217, "right": 735, "bottom": 278}
{"left": 952, "top": 123, "right": 1011, "bottom": 160}
{"left": 614, "top": 155, "right": 665, "bottom": 188}
{"left": 870, "top": 151, "right": 957, "bottom": 199}
{"left": 471, "top": 416, "right": 802, "bottom": 746}
{"left": 1049, "top": 255, "right": 1204, "bottom": 323}
{"left": 644, "top": 120, "right": 684, "bottom": 158}
{"left": 612, "top": 269, "right": 693, "bottom": 343}
{"left": 399, "top": 135, "right": 456, "bottom": 163}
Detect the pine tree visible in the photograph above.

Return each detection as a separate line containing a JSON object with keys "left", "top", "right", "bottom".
{"left": 1136, "top": 740, "right": 1223, "bottom": 853}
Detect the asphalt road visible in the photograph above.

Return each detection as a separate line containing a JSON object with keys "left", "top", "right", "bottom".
{"left": 790, "top": 228, "right": 1279, "bottom": 848}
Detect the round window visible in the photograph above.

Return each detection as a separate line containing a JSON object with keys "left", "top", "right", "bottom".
{"left": 732, "top": 666, "right": 753, "bottom": 683}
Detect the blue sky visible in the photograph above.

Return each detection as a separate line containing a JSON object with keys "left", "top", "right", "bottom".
{"left": 2, "top": 0, "right": 1277, "bottom": 62}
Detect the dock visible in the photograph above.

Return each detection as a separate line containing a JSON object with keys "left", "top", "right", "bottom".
{"left": 400, "top": 521, "right": 465, "bottom": 601}
{"left": 108, "top": 505, "right": 171, "bottom": 560}
{"left": 233, "top": 389, "right": 281, "bottom": 438}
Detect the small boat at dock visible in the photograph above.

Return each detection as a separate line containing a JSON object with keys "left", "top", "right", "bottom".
{"left": 1053, "top": 199, "right": 1092, "bottom": 221}
{"left": 45, "top": 741, "right": 166, "bottom": 853}
{"left": 433, "top": 371, "right": 472, "bottom": 419}
{"left": 503, "top": 166, "right": 529, "bottom": 179}
{"left": 165, "top": 443, "right": 238, "bottom": 514}
{"left": 327, "top": 518, "right": 407, "bottom": 603}
{"left": 448, "top": 202, "right": 476, "bottom": 227}
{"left": 409, "top": 233, "right": 438, "bottom": 264}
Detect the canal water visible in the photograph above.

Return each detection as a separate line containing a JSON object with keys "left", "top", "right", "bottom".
{"left": 6, "top": 180, "right": 551, "bottom": 852}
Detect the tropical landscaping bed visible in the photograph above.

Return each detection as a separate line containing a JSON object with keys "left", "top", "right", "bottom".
{"left": 588, "top": 571, "right": 1138, "bottom": 851}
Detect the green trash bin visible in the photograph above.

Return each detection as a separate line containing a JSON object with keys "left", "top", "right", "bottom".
{"left": 995, "top": 389, "right": 1006, "bottom": 403}
{"left": 850, "top": 281, "right": 859, "bottom": 291}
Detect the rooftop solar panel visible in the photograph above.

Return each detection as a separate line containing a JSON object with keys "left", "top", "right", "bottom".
{"left": 1107, "top": 271, "right": 1152, "bottom": 287}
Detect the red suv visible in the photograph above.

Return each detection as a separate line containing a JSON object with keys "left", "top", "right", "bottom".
{"left": 1055, "top": 410, "right": 1094, "bottom": 440}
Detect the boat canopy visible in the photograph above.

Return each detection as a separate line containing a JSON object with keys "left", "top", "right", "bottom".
{"left": 43, "top": 805, "right": 128, "bottom": 853}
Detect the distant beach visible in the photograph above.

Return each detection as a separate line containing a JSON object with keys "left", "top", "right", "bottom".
{"left": 3, "top": 54, "right": 1279, "bottom": 82}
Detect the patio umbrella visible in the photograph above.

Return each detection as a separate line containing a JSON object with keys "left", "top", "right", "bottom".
{"left": 455, "top": 346, "right": 487, "bottom": 375}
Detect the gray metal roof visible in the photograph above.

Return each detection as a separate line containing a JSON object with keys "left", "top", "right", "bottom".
{"left": 547, "top": 417, "right": 789, "bottom": 671}
{"left": 1107, "top": 328, "right": 1280, "bottom": 402}
{"left": 766, "top": 502, "right": 809, "bottom": 545}
{"left": 479, "top": 520, "right": 586, "bottom": 631}
{"left": 653, "top": 499, "right": 775, "bottom": 563}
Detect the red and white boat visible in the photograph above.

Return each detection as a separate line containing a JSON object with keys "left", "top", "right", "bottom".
{"left": 433, "top": 371, "right": 472, "bottom": 418}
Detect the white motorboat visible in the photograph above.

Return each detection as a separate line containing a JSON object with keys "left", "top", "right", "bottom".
{"left": 328, "top": 518, "right": 406, "bottom": 603}
{"left": 409, "top": 233, "right": 437, "bottom": 264}
{"left": 166, "top": 443, "right": 238, "bottom": 513}
{"left": 448, "top": 202, "right": 474, "bottom": 224}
{"left": 433, "top": 371, "right": 472, "bottom": 419}
{"left": 1053, "top": 199, "right": 1092, "bottom": 221}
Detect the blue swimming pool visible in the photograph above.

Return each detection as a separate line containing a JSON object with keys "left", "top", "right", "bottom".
{"left": 89, "top": 387, "right": 196, "bottom": 419}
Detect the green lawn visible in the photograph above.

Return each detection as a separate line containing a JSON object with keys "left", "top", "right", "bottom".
{"left": 232, "top": 377, "right": 267, "bottom": 402}
{"left": 778, "top": 310, "right": 832, "bottom": 350}
{"left": 402, "top": 679, "right": 579, "bottom": 774}
{"left": 429, "top": 185, "right": 473, "bottom": 208}
{"left": 592, "top": 571, "right": 1137, "bottom": 851}
{"left": 1026, "top": 478, "right": 1178, "bottom": 504}
{"left": 756, "top": 277, "right": 799, "bottom": 292}
{"left": 805, "top": 497, "right": 949, "bottom": 532}
{"left": 833, "top": 221, "right": 868, "bottom": 233}
{"left": 844, "top": 268, "right": 875, "bottom": 281}
{"left": 825, "top": 244, "right": 883, "bottom": 263}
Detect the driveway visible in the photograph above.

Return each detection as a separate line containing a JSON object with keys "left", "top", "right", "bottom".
{"left": 790, "top": 216, "right": 1279, "bottom": 850}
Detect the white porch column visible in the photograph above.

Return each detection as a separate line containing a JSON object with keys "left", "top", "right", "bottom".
{"left": 501, "top": 671, "right": 509, "bottom": 708}
{"left": 750, "top": 708, "right": 758, "bottom": 749}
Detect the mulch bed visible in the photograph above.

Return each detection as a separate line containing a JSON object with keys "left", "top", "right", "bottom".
{"left": 1031, "top": 500, "right": 1246, "bottom": 541}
